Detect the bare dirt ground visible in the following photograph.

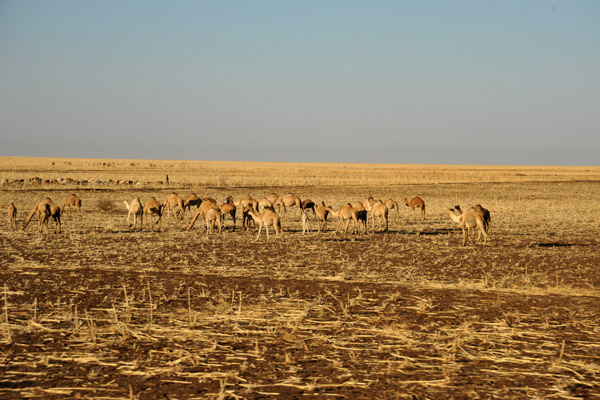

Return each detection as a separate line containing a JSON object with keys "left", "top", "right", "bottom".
{"left": 1, "top": 177, "right": 600, "bottom": 399}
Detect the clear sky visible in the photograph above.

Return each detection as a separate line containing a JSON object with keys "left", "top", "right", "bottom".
{"left": 1, "top": 1, "right": 598, "bottom": 165}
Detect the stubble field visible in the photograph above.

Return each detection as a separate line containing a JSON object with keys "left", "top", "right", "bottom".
{"left": 1, "top": 157, "right": 600, "bottom": 399}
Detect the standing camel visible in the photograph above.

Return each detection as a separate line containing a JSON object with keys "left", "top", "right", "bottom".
{"left": 328, "top": 204, "right": 359, "bottom": 235}
{"left": 7, "top": 203, "right": 17, "bottom": 230}
{"left": 237, "top": 195, "right": 259, "bottom": 213}
{"left": 446, "top": 208, "right": 488, "bottom": 246}
{"left": 301, "top": 209, "right": 311, "bottom": 234}
{"left": 220, "top": 197, "right": 236, "bottom": 232}
{"left": 248, "top": 209, "right": 284, "bottom": 242}
{"left": 124, "top": 198, "right": 143, "bottom": 231}
{"left": 301, "top": 199, "right": 316, "bottom": 216}
{"left": 163, "top": 192, "right": 185, "bottom": 220}
{"left": 404, "top": 197, "right": 426, "bottom": 222}
{"left": 143, "top": 197, "right": 163, "bottom": 231}
{"left": 384, "top": 199, "right": 400, "bottom": 219}
{"left": 314, "top": 201, "right": 330, "bottom": 233}
{"left": 22, "top": 197, "right": 61, "bottom": 235}
{"left": 274, "top": 193, "right": 302, "bottom": 216}
{"left": 183, "top": 194, "right": 202, "bottom": 215}
{"left": 187, "top": 198, "right": 219, "bottom": 232}
{"left": 62, "top": 194, "right": 82, "bottom": 218}
{"left": 371, "top": 201, "right": 389, "bottom": 232}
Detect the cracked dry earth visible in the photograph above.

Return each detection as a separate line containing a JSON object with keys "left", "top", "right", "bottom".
{"left": 1, "top": 182, "right": 600, "bottom": 399}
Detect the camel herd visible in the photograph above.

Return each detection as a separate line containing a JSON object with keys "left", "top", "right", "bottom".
{"left": 6, "top": 192, "right": 491, "bottom": 245}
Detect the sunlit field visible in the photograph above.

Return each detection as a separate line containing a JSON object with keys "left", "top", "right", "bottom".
{"left": 1, "top": 157, "right": 599, "bottom": 399}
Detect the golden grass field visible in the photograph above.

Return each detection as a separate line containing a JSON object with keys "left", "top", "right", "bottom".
{"left": 1, "top": 156, "right": 600, "bottom": 399}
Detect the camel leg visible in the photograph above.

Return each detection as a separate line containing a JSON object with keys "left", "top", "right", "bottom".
{"left": 265, "top": 225, "right": 270, "bottom": 242}
{"left": 461, "top": 226, "right": 467, "bottom": 246}
{"left": 256, "top": 223, "right": 262, "bottom": 241}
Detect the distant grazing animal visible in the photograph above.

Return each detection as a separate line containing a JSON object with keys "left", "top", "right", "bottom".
{"left": 62, "top": 194, "right": 82, "bottom": 218}
{"left": 22, "top": 197, "right": 61, "bottom": 235}
{"left": 404, "top": 197, "right": 426, "bottom": 221}
{"left": 143, "top": 197, "right": 163, "bottom": 231}
{"left": 124, "top": 198, "right": 143, "bottom": 231}
{"left": 7, "top": 203, "right": 17, "bottom": 230}
{"left": 183, "top": 194, "right": 202, "bottom": 214}
{"left": 163, "top": 192, "right": 185, "bottom": 220}
{"left": 446, "top": 207, "right": 488, "bottom": 246}
{"left": 248, "top": 209, "right": 284, "bottom": 241}
{"left": 187, "top": 198, "right": 219, "bottom": 232}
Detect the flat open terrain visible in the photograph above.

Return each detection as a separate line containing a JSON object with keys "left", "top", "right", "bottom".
{"left": 1, "top": 157, "right": 600, "bottom": 399}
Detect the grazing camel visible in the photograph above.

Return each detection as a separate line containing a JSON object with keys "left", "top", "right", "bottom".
{"left": 258, "top": 197, "right": 274, "bottom": 212}
{"left": 242, "top": 204, "right": 256, "bottom": 231}
{"left": 22, "top": 197, "right": 61, "bottom": 234}
{"left": 314, "top": 201, "right": 330, "bottom": 233}
{"left": 301, "top": 199, "right": 316, "bottom": 216}
{"left": 274, "top": 193, "right": 302, "bottom": 216}
{"left": 301, "top": 209, "right": 311, "bottom": 234}
{"left": 328, "top": 204, "right": 359, "bottom": 235}
{"left": 248, "top": 209, "right": 284, "bottom": 242}
{"left": 371, "top": 201, "right": 389, "bottom": 232}
{"left": 265, "top": 193, "right": 279, "bottom": 205}
{"left": 352, "top": 202, "right": 368, "bottom": 234}
{"left": 187, "top": 199, "right": 219, "bottom": 232}
{"left": 404, "top": 197, "right": 426, "bottom": 222}
{"left": 124, "top": 198, "right": 144, "bottom": 231}
{"left": 62, "top": 194, "right": 82, "bottom": 218}
{"left": 237, "top": 195, "right": 258, "bottom": 213}
{"left": 204, "top": 207, "right": 222, "bottom": 235}
{"left": 183, "top": 194, "right": 202, "bottom": 214}
{"left": 455, "top": 205, "right": 492, "bottom": 236}
{"left": 220, "top": 197, "right": 236, "bottom": 231}
{"left": 163, "top": 192, "right": 185, "bottom": 220}
{"left": 384, "top": 199, "right": 400, "bottom": 219}
{"left": 143, "top": 197, "right": 163, "bottom": 231}
{"left": 7, "top": 203, "right": 17, "bottom": 230}
{"left": 446, "top": 208, "right": 488, "bottom": 246}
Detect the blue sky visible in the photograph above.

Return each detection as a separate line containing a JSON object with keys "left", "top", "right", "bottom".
{"left": 1, "top": 1, "right": 598, "bottom": 165}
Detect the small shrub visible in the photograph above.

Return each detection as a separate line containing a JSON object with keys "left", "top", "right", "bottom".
{"left": 97, "top": 199, "right": 113, "bottom": 212}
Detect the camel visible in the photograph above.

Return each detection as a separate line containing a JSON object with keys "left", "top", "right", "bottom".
{"left": 371, "top": 201, "right": 389, "bottom": 232}
{"left": 22, "top": 197, "right": 61, "bottom": 235}
{"left": 301, "top": 209, "right": 311, "bottom": 234}
{"left": 248, "top": 209, "right": 284, "bottom": 242}
{"left": 183, "top": 194, "right": 202, "bottom": 214}
{"left": 204, "top": 207, "right": 222, "bottom": 235}
{"left": 187, "top": 198, "right": 219, "bottom": 231}
{"left": 62, "top": 194, "right": 82, "bottom": 218}
{"left": 301, "top": 199, "right": 316, "bottom": 216}
{"left": 328, "top": 204, "right": 359, "bottom": 235}
{"left": 237, "top": 195, "right": 258, "bottom": 213}
{"left": 446, "top": 208, "right": 488, "bottom": 246}
{"left": 454, "top": 205, "right": 492, "bottom": 235}
{"left": 163, "top": 192, "right": 185, "bottom": 220}
{"left": 352, "top": 202, "right": 368, "bottom": 234}
{"left": 384, "top": 199, "right": 400, "bottom": 219}
{"left": 265, "top": 193, "right": 279, "bottom": 205}
{"left": 220, "top": 197, "right": 236, "bottom": 231}
{"left": 124, "top": 198, "right": 144, "bottom": 231}
{"left": 258, "top": 197, "right": 274, "bottom": 212}
{"left": 404, "top": 197, "right": 426, "bottom": 221}
{"left": 314, "top": 201, "right": 330, "bottom": 233}
{"left": 7, "top": 203, "right": 17, "bottom": 230}
{"left": 241, "top": 204, "right": 256, "bottom": 231}
{"left": 143, "top": 197, "right": 163, "bottom": 231}
{"left": 275, "top": 193, "right": 302, "bottom": 216}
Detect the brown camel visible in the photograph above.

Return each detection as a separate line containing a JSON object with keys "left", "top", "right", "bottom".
{"left": 7, "top": 203, "right": 17, "bottom": 230}
{"left": 314, "top": 201, "right": 330, "bottom": 233}
{"left": 404, "top": 197, "right": 426, "bottom": 221}
{"left": 274, "top": 193, "right": 302, "bottom": 216}
{"left": 352, "top": 202, "right": 368, "bottom": 234}
{"left": 124, "top": 198, "right": 143, "bottom": 231}
{"left": 22, "top": 197, "right": 61, "bottom": 235}
{"left": 62, "top": 194, "right": 82, "bottom": 218}
{"left": 187, "top": 198, "right": 219, "bottom": 232}
{"left": 328, "top": 204, "right": 359, "bottom": 235}
{"left": 237, "top": 195, "right": 259, "bottom": 213}
{"left": 220, "top": 197, "right": 236, "bottom": 232}
{"left": 143, "top": 197, "right": 163, "bottom": 231}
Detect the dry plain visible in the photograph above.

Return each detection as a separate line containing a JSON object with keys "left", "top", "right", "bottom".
{"left": 1, "top": 157, "right": 600, "bottom": 399}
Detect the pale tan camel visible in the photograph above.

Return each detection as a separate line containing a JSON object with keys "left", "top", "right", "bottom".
{"left": 143, "top": 197, "right": 163, "bottom": 231}
{"left": 62, "top": 194, "right": 82, "bottom": 218}
{"left": 163, "top": 192, "right": 185, "bottom": 220}
{"left": 248, "top": 209, "right": 284, "bottom": 241}
{"left": 362, "top": 197, "right": 377, "bottom": 225}
{"left": 220, "top": 197, "right": 236, "bottom": 232}
{"left": 301, "top": 209, "right": 311, "bottom": 235}
{"left": 275, "top": 193, "right": 302, "bottom": 216}
{"left": 384, "top": 199, "right": 400, "bottom": 219}
{"left": 124, "top": 198, "right": 143, "bottom": 231}
{"left": 447, "top": 208, "right": 488, "bottom": 246}
{"left": 404, "top": 197, "right": 426, "bottom": 221}
{"left": 371, "top": 201, "right": 389, "bottom": 232}
{"left": 22, "top": 197, "right": 61, "bottom": 234}
{"left": 454, "top": 205, "right": 492, "bottom": 236}
{"left": 183, "top": 194, "right": 202, "bottom": 214}
{"left": 187, "top": 198, "right": 219, "bottom": 232}
{"left": 265, "top": 193, "right": 279, "bottom": 205}
{"left": 314, "top": 201, "right": 330, "bottom": 233}
{"left": 328, "top": 204, "right": 359, "bottom": 235}
{"left": 7, "top": 203, "right": 17, "bottom": 230}
{"left": 204, "top": 207, "right": 222, "bottom": 235}
{"left": 237, "top": 195, "right": 258, "bottom": 213}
